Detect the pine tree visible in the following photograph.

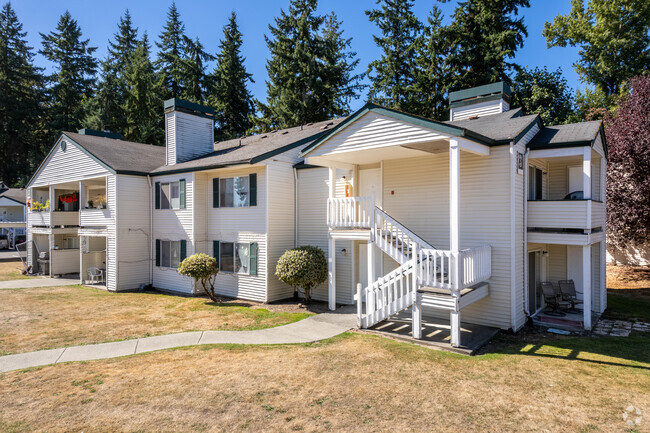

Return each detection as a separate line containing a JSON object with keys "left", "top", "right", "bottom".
{"left": 414, "top": 4, "right": 451, "bottom": 120}
{"left": 321, "top": 12, "right": 364, "bottom": 119}
{"left": 264, "top": 0, "right": 326, "bottom": 128}
{"left": 155, "top": 2, "right": 187, "bottom": 99}
{"left": 93, "top": 10, "right": 138, "bottom": 134}
{"left": 123, "top": 33, "right": 163, "bottom": 145}
{"left": 365, "top": 0, "right": 422, "bottom": 113}
{"left": 446, "top": 0, "right": 529, "bottom": 91}
{"left": 208, "top": 12, "right": 255, "bottom": 141}
{"left": 0, "top": 2, "right": 44, "bottom": 185}
{"left": 40, "top": 11, "right": 97, "bottom": 136}
{"left": 181, "top": 36, "right": 214, "bottom": 104}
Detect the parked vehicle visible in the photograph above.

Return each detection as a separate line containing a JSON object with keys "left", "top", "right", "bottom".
{"left": 0, "top": 234, "right": 8, "bottom": 250}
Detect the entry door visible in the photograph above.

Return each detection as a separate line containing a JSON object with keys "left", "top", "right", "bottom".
{"left": 528, "top": 251, "right": 541, "bottom": 313}
{"left": 358, "top": 168, "right": 381, "bottom": 207}
{"left": 568, "top": 166, "right": 583, "bottom": 195}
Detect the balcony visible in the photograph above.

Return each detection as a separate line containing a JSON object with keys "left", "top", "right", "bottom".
{"left": 327, "top": 196, "right": 374, "bottom": 229}
{"left": 528, "top": 200, "right": 604, "bottom": 231}
{"left": 51, "top": 211, "right": 79, "bottom": 227}
{"left": 80, "top": 208, "right": 111, "bottom": 227}
{"left": 28, "top": 210, "right": 50, "bottom": 227}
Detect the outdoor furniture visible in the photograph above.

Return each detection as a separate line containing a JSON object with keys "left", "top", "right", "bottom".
{"left": 87, "top": 267, "right": 104, "bottom": 284}
{"left": 558, "top": 279, "right": 584, "bottom": 312}
{"left": 540, "top": 282, "right": 570, "bottom": 316}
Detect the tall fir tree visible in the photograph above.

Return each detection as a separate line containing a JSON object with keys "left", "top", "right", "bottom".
{"left": 40, "top": 10, "right": 97, "bottom": 138}
{"left": 414, "top": 4, "right": 451, "bottom": 120}
{"left": 446, "top": 0, "right": 529, "bottom": 91}
{"left": 123, "top": 33, "right": 163, "bottom": 145}
{"left": 155, "top": 2, "right": 187, "bottom": 99}
{"left": 321, "top": 12, "right": 364, "bottom": 119}
{"left": 0, "top": 2, "right": 44, "bottom": 185}
{"left": 208, "top": 12, "right": 255, "bottom": 141}
{"left": 93, "top": 10, "right": 138, "bottom": 134}
{"left": 181, "top": 36, "right": 214, "bottom": 104}
{"left": 264, "top": 0, "right": 326, "bottom": 128}
{"left": 365, "top": 0, "right": 422, "bottom": 113}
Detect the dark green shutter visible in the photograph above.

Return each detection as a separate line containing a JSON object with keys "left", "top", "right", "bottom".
{"left": 180, "top": 240, "right": 187, "bottom": 262}
{"left": 155, "top": 182, "right": 161, "bottom": 209}
{"left": 155, "top": 239, "right": 161, "bottom": 266}
{"left": 212, "top": 178, "right": 219, "bottom": 208}
{"left": 179, "top": 179, "right": 186, "bottom": 209}
{"left": 249, "top": 173, "right": 257, "bottom": 206}
{"left": 249, "top": 242, "right": 258, "bottom": 276}
{"left": 213, "top": 240, "right": 220, "bottom": 268}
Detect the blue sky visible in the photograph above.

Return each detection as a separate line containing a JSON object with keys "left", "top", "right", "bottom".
{"left": 12, "top": 0, "right": 582, "bottom": 112}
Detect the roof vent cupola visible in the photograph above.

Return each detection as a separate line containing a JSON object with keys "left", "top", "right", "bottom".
{"left": 164, "top": 98, "right": 215, "bottom": 166}
{"left": 449, "top": 82, "right": 511, "bottom": 121}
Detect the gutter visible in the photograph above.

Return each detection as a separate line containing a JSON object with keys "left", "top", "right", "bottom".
{"left": 147, "top": 174, "right": 153, "bottom": 286}
{"left": 293, "top": 167, "right": 298, "bottom": 248}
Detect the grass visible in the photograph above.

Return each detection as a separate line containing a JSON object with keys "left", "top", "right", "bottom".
{"left": 0, "top": 332, "right": 647, "bottom": 432}
{"left": 0, "top": 285, "right": 311, "bottom": 355}
{"left": 605, "top": 265, "right": 650, "bottom": 322}
{"left": 0, "top": 260, "right": 30, "bottom": 281}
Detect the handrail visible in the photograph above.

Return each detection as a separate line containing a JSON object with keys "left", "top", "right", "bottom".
{"left": 373, "top": 207, "right": 433, "bottom": 250}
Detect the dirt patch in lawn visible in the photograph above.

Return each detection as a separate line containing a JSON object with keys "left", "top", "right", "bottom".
{"left": 0, "top": 333, "right": 648, "bottom": 433}
{"left": 0, "top": 286, "right": 312, "bottom": 355}
{"left": 0, "top": 260, "right": 29, "bottom": 282}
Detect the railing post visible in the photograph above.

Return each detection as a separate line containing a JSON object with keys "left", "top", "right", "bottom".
{"left": 370, "top": 192, "right": 376, "bottom": 239}
{"left": 356, "top": 283, "right": 363, "bottom": 328}
{"left": 411, "top": 243, "right": 422, "bottom": 339}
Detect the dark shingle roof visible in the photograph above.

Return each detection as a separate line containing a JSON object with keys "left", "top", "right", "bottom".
{"left": 0, "top": 188, "right": 25, "bottom": 204}
{"left": 446, "top": 108, "right": 541, "bottom": 143}
{"left": 529, "top": 121, "right": 602, "bottom": 149}
{"left": 64, "top": 132, "right": 166, "bottom": 175}
{"left": 150, "top": 118, "right": 346, "bottom": 175}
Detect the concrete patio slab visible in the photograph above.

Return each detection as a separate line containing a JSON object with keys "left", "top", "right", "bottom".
{"left": 0, "top": 348, "right": 66, "bottom": 373}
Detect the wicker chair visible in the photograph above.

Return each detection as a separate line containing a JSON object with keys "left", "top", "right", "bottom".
{"left": 558, "top": 280, "right": 584, "bottom": 312}
{"left": 540, "top": 282, "right": 570, "bottom": 316}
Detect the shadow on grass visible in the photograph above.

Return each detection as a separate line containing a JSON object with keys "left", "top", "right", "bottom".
{"left": 486, "top": 333, "right": 650, "bottom": 370}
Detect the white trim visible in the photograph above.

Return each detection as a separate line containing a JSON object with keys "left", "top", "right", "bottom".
{"left": 529, "top": 147, "right": 588, "bottom": 159}
{"left": 509, "top": 141, "right": 516, "bottom": 330}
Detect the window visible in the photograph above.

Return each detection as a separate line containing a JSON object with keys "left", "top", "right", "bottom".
{"left": 220, "top": 176, "right": 249, "bottom": 207}
{"left": 219, "top": 242, "right": 251, "bottom": 274}
{"left": 156, "top": 180, "right": 185, "bottom": 209}
{"left": 158, "top": 240, "right": 181, "bottom": 268}
{"left": 528, "top": 166, "right": 544, "bottom": 200}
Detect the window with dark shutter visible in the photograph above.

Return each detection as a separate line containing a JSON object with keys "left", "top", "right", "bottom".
{"left": 212, "top": 178, "right": 219, "bottom": 208}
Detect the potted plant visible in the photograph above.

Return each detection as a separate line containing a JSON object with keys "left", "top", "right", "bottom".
{"left": 96, "top": 194, "right": 107, "bottom": 209}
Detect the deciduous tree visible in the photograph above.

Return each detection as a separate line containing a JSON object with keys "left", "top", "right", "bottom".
{"left": 511, "top": 66, "right": 574, "bottom": 125}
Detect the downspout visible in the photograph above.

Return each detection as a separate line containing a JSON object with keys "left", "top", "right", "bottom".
{"left": 523, "top": 148, "right": 530, "bottom": 317}
{"left": 147, "top": 174, "right": 153, "bottom": 286}
{"left": 293, "top": 167, "right": 298, "bottom": 248}
{"left": 509, "top": 141, "right": 516, "bottom": 331}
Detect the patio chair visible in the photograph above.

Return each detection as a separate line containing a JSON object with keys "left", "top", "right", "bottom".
{"left": 87, "top": 267, "right": 104, "bottom": 284}
{"left": 558, "top": 279, "right": 584, "bottom": 312}
{"left": 540, "top": 282, "right": 570, "bottom": 316}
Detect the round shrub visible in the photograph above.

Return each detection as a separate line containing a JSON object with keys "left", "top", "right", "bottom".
{"left": 178, "top": 253, "right": 220, "bottom": 302}
{"left": 275, "top": 246, "right": 327, "bottom": 303}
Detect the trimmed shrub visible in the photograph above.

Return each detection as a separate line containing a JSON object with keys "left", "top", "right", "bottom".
{"left": 275, "top": 246, "right": 327, "bottom": 303}
{"left": 178, "top": 253, "right": 220, "bottom": 302}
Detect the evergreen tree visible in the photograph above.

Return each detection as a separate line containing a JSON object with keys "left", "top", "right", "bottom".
{"left": 414, "top": 4, "right": 450, "bottom": 120}
{"left": 365, "top": 0, "right": 422, "bottom": 112}
{"left": 40, "top": 11, "right": 97, "bottom": 136}
{"left": 264, "top": 0, "right": 326, "bottom": 128}
{"left": 123, "top": 33, "right": 163, "bottom": 145}
{"left": 446, "top": 0, "right": 529, "bottom": 91}
{"left": 155, "top": 2, "right": 187, "bottom": 99}
{"left": 511, "top": 66, "right": 574, "bottom": 125}
{"left": 93, "top": 10, "right": 138, "bottom": 134}
{"left": 544, "top": 0, "right": 650, "bottom": 98}
{"left": 0, "top": 2, "right": 44, "bottom": 185}
{"left": 321, "top": 12, "right": 364, "bottom": 119}
{"left": 181, "top": 36, "right": 214, "bottom": 104}
{"left": 208, "top": 12, "right": 255, "bottom": 141}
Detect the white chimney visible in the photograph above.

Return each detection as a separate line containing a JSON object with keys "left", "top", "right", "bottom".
{"left": 449, "top": 82, "right": 511, "bottom": 121}
{"left": 164, "top": 98, "right": 215, "bottom": 165}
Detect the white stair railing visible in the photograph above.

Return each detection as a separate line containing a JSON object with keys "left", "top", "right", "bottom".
{"left": 417, "top": 248, "right": 453, "bottom": 290}
{"left": 460, "top": 245, "right": 491, "bottom": 288}
{"left": 327, "top": 196, "right": 374, "bottom": 228}
{"left": 373, "top": 207, "right": 434, "bottom": 264}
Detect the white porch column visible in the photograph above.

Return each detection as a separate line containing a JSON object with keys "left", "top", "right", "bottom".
{"left": 367, "top": 241, "right": 375, "bottom": 288}
{"left": 583, "top": 245, "right": 592, "bottom": 330}
{"left": 328, "top": 166, "right": 336, "bottom": 310}
{"left": 412, "top": 250, "right": 422, "bottom": 339}
{"left": 583, "top": 146, "right": 592, "bottom": 231}
{"left": 328, "top": 236, "right": 336, "bottom": 310}
{"left": 48, "top": 184, "right": 54, "bottom": 215}
{"left": 449, "top": 139, "right": 461, "bottom": 347}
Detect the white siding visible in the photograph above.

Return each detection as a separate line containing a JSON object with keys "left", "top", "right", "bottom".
{"left": 116, "top": 175, "right": 151, "bottom": 290}
{"left": 591, "top": 242, "right": 601, "bottom": 313}
{"left": 106, "top": 175, "right": 118, "bottom": 291}
{"left": 548, "top": 244, "right": 567, "bottom": 282}
{"left": 30, "top": 138, "right": 111, "bottom": 187}
{"left": 308, "top": 112, "right": 449, "bottom": 157}
{"left": 450, "top": 99, "right": 509, "bottom": 121}
{"left": 152, "top": 173, "right": 194, "bottom": 294}
{"left": 297, "top": 167, "right": 354, "bottom": 305}
{"left": 165, "top": 111, "right": 214, "bottom": 165}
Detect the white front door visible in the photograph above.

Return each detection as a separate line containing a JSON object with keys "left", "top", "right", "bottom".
{"left": 568, "top": 166, "right": 583, "bottom": 195}
{"left": 358, "top": 168, "right": 381, "bottom": 207}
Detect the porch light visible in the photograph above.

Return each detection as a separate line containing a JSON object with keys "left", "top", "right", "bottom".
{"left": 341, "top": 248, "right": 347, "bottom": 256}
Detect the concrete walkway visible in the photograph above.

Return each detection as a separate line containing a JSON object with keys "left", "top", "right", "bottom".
{"left": 0, "top": 306, "right": 357, "bottom": 373}
{"left": 0, "top": 276, "right": 80, "bottom": 289}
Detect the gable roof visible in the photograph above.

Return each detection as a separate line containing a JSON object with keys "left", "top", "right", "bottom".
{"left": 63, "top": 132, "right": 166, "bottom": 175}
{"left": 151, "top": 118, "right": 346, "bottom": 175}
{"left": 529, "top": 120, "right": 605, "bottom": 150}
{"left": 0, "top": 188, "right": 25, "bottom": 205}
{"left": 299, "top": 103, "right": 542, "bottom": 157}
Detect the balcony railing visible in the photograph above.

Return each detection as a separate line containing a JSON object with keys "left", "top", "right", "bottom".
{"left": 417, "top": 245, "right": 491, "bottom": 291}
{"left": 51, "top": 211, "right": 79, "bottom": 227}
{"left": 80, "top": 208, "right": 111, "bottom": 227}
{"left": 528, "top": 200, "right": 604, "bottom": 230}
{"left": 327, "top": 196, "right": 374, "bottom": 229}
